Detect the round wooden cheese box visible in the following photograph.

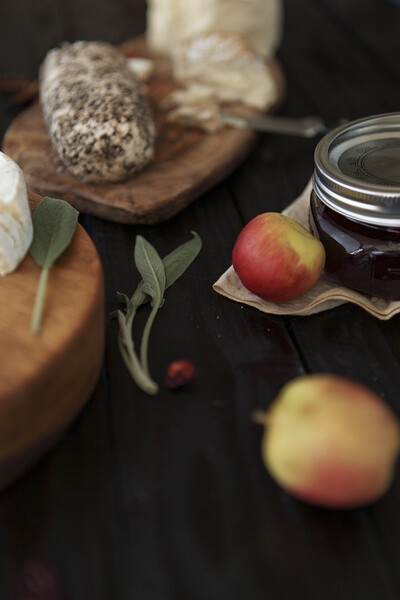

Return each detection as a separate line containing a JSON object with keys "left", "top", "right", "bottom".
{"left": 0, "top": 191, "right": 104, "bottom": 491}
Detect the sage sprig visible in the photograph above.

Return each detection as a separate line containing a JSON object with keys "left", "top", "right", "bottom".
{"left": 116, "top": 231, "right": 202, "bottom": 394}
{"left": 29, "top": 197, "right": 79, "bottom": 334}
{"left": 134, "top": 235, "right": 166, "bottom": 375}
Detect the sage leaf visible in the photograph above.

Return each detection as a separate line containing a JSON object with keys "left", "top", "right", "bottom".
{"left": 116, "top": 292, "right": 131, "bottom": 309}
{"left": 116, "top": 231, "right": 202, "bottom": 395}
{"left": 131, "top": 281, "right": 148, "bottom": 308}
{"left": 128, "top": 231, "right": 202, "bottom": 309}
{"left": 134, "top": 235, "right": 166, "bottom": 305}
{"left": 29, "top": 197, "right": 79, "bottom": 334}
{"left": 30, "top": 197, "right": 79, "bottom": 268}
{"left": 163, "top": 231, "right": 202, "bottom": 288}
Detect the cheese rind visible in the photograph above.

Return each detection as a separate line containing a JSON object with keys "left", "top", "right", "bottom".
{"left": 0, "top": 152, "right": 33, "bottom": 276}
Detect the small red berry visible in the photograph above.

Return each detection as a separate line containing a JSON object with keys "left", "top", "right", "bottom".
{"left": 164, "top": 360, "right": 196, "bottom": 389}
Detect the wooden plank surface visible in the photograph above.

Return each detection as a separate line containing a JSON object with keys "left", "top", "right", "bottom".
{"left": 1, "top": 1, "right": 400, "bottom": 599}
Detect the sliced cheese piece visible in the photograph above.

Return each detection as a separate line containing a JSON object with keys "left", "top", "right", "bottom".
{"left": 0, "top": 152, "right": 33, "bottom": 276}
{"left": 170, "top": 33, "right": 278, "bottom": 117}
{"left": 146, "top": 0, "right": 283, "bottom": 59}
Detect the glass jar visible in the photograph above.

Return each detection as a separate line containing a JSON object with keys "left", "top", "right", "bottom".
{"left": 310, "top": 113, "right": 400, "bottom": 300}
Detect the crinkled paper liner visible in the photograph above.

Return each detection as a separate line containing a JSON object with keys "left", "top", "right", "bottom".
{"left": 213, "top": 180, "right": 400, "bottom": 320}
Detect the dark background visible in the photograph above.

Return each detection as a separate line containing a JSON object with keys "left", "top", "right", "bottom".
{"left": 1, "top": 1, "right": 400, "bottom": 599}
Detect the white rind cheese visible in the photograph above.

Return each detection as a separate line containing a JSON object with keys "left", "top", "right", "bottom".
{"left": 0, "top": 152, "right": 33, "bottom": 276}
{"left": 146, "top": 0, "right": 283, "bottom": 59}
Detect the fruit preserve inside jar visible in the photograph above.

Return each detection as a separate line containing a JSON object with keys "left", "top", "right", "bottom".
{"left": 310, "top": 191, "right": 400, "bottom": 299}
{"left": 311, "top": 112, "right": 400, "bottom": 300}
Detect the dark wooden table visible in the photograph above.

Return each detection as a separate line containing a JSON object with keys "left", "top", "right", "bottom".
{"left": 1, "top": 1, "right": 400, "bottom": 598}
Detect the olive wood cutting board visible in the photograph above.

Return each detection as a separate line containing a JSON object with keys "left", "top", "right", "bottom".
{"left": 2, "top": 37, "right": 284, "bottom": 224}
{"left": 0, "top": 191, "right": 104, "bottom": 491}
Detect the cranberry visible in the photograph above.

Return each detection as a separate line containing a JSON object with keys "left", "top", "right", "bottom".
{"left": 164, "top": 360, "right": 196, "bottom": 389}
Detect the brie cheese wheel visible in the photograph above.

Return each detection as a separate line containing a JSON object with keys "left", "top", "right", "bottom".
{"left": 146, "top": 0, "right": 283, "bottom": 58}
{"left": 0, "top": 152, "right": 33, "bottom": 276}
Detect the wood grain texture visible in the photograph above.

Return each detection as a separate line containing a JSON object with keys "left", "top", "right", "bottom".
{"left": 3, "top": 37, "right": 284, "bottom": 224}
{"left": 0, "top": 191, "right": 104, "bottom": 491}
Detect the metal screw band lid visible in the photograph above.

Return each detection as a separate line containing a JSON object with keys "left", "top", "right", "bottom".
{"left": 313, "top": 112, "right": 400, "bottom": 226}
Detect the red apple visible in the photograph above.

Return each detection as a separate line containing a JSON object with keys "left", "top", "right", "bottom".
{"left": 257, "top": 374, "right": 400, "bottom": 509}
{"left": 232, "top": 213, "right": 325, "bottom": 302}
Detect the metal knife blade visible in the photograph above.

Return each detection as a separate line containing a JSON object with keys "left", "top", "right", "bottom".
{"left": 219, "top": 112, "right": 341, "bottom": 138}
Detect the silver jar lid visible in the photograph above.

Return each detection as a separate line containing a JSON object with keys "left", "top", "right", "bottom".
{"left": 313, "top": 112, "right": 400, "bottom": 226}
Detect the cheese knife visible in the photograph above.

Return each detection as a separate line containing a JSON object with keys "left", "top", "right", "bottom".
{"left": 219, "top": 112, "right": 345, "bottom": 138}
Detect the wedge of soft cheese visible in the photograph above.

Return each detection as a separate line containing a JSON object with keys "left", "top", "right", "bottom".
{"left": 146, "top": 0, "right": 283, "bottom": 59}
{"left": 172, "top": 33, "right": 277, "bottom": 111}
{"left": 0, "top": 152, "right": 33, "bottom": 275}
{"left": 165, "top": 32, "right": 278, "bottom": 131}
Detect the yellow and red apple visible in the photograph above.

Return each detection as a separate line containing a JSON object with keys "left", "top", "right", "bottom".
{"left": 257, "top": 374, "right": 400, "bottom": 509}
{"left": 232, "top": 213, "right": 325, "bottom": 302}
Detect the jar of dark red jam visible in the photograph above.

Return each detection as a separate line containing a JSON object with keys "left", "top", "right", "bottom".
{"left": 310, "top": 113, "right": 400, "bottom": 300}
